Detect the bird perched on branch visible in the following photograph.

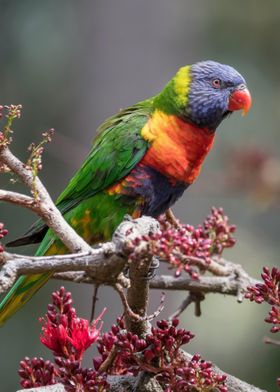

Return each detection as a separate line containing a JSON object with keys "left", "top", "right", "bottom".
{"left": 0, "top": 60, "right": 251, "bottom": 325}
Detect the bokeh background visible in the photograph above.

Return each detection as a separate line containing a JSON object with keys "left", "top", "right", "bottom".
{"left": 1, "top": 1, "right": 280, "bottom": 390}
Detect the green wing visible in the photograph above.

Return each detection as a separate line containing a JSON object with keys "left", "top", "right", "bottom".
{"left": 56, "top": 101, "right": 152, "bottom": 212}
{"left": 7, "top": 99, "right": 153, "bottom": 247}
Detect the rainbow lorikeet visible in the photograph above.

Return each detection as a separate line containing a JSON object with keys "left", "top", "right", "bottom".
{"left": 0, "top": 60, "right": 251, "bottom": 325}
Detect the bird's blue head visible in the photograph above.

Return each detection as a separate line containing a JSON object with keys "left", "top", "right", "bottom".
{"left": 186, "top": 60, "right": 251, "bottom": 130}
{"left": 154, "top": 60, "right": 252, "bottom": 131}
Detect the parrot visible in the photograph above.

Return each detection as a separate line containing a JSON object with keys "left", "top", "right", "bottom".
{"left": 0, "top": 60, "right": 251, "bottom": 325}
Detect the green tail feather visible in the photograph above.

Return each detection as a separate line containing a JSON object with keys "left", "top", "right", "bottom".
{"left": 0, "top": 273, "right": 51, "bottom": 326}
{"left": 0, "top": 234, "right": 55, "bottom": 326}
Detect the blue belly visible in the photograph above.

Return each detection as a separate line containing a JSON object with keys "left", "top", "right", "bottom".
{"left": 124, "top": 165, "right": 188, "bottom": 217}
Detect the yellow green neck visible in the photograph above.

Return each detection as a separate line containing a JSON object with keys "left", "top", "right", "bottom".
{"left": 153, "top": 65, "right": 191, "bottom": 116}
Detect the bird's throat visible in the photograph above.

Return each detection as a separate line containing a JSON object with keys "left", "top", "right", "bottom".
{"left": 141, "top": 110, "right": 215, "bottom": 184}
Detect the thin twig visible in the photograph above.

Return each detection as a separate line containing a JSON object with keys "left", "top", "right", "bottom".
{"left": 168, "top": 252, "right": 232, "bottom": 276}
{"left": 0, "top": 189, "right": 36, "bottom": 208}
{"left": 98, "top": 345, "right": 118, "bottom": 373}
{"left": 264, "top": 336, "right": 280, "bottom": 346}
{"left": 114, "top": 282, "right": 144, "bottom": 322}
{"left": 165, "top": 208, "right": 180, "bottom": 228}
{"left": 90, "top": 284, "right": 99, "bottom": 324}
{"left": 114, "top": 283, "right": 165, "bottom": 323}
{"left": 194, "top": 292, "right": 204, "bottom": 316}
{"left": 146, "top": 292, "right": 165, "bottom": 321}
{"left": 169, "top": 292, "right": 205, "bottom": 320}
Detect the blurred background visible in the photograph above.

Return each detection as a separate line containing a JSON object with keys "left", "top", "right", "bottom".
{"left": 0, "top": 0, "right": 280, "bottom": 390}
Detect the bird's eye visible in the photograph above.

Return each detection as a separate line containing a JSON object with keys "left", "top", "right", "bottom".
{"left": 212, "top": 79, "right": 221, "bottom": 89}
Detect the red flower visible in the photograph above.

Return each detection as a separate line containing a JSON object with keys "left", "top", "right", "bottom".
{"left": 40, "top": 303, "right": 105, "bottom": 361}
{"left": 246, "top": 267, "right": 280, "bottom": 333}
{"left": 67, "top": 313, "right": 105, "bottom": 358}
{"left": 40, "top": 320, "right": 68, "bottom": 356}
{"left": 21, "top": 289, "right": 108, "bottom": 390}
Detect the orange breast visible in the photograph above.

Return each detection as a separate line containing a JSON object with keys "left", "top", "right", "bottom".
{"left": 140, "top": 110, "right": 215, "bottom": 184}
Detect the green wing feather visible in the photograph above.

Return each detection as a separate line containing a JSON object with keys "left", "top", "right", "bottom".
{"left": 56, "top": 102, "right": 151, "bottom": 212}
{"left": 0, "top": 99, "right": 153, "bottom": 326}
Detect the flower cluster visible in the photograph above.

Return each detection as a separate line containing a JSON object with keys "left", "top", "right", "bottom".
{"left": 26, "top": 129, "right": 54, "bottom": 172}
{"left": 54, "top": 357, "right": 107, "bottom": 392}
{"left": 128, "top": 207, "right": 236, "bottom": 278}
{"left": 5, "top": 104, "right": 22, "bottom": 120}
{"left": 142, "top": 319, "right": 194, "bottom": 370}
{"left": 40, "top": 287, "right": 104, "bottom": 361}
{"left": 96, "top": 318, "right": 227, "bottom": 391}
{"left": 19, "top": 287, "right": 108, "bottom": 391}
{"left": 95, "top": 316, "right": 143, "bottom": 375}
{"left": 245, "top": 267, "right": 280, "bottom": 333}
{"left": 0, "top": 222, "right": 8, "bottom": 253}
{"left": 95, "top": 318, "right": 194, "bottom": 376}
{"left": 19, "top": 288, "right": 228, "bottom": 392}
{"left": 203, "top": 207, "right": 236, "bottom": 255}
{"left": 0, "top": 104, "right": 22, "bottom": 145}
{"left": 19, "top": 357, "right": 55, "bottom": 389}
{"left": 25, "top": 128, "right": 54, "bottom": 198}
{"left": 169, "top": 353, "right": 227, "bottom": 392}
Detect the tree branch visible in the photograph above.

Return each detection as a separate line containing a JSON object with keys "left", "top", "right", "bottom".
{"left": 124, "top": 248, "right": 154, "bottom": 336}
{"left": 0, "top": 189, "right": 36, "bottom": 208}
{"left": 0, "top": 216, "right": 160, "bottom": 294}
{"left": 0, "top": 145, "right": 91, "bottom": 253}
{"left": 51, "top": 270, "right": 260, "bottom": 298}
{"left": 1, "top": 248, "right": 260, "bottom": 299}
{"left": 150, "top": 270, "right": 260, "bottom": 297}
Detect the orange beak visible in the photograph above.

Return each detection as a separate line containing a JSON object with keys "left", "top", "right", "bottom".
{"left": 228, "top": 86, "right": 252, "bottom": 115}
